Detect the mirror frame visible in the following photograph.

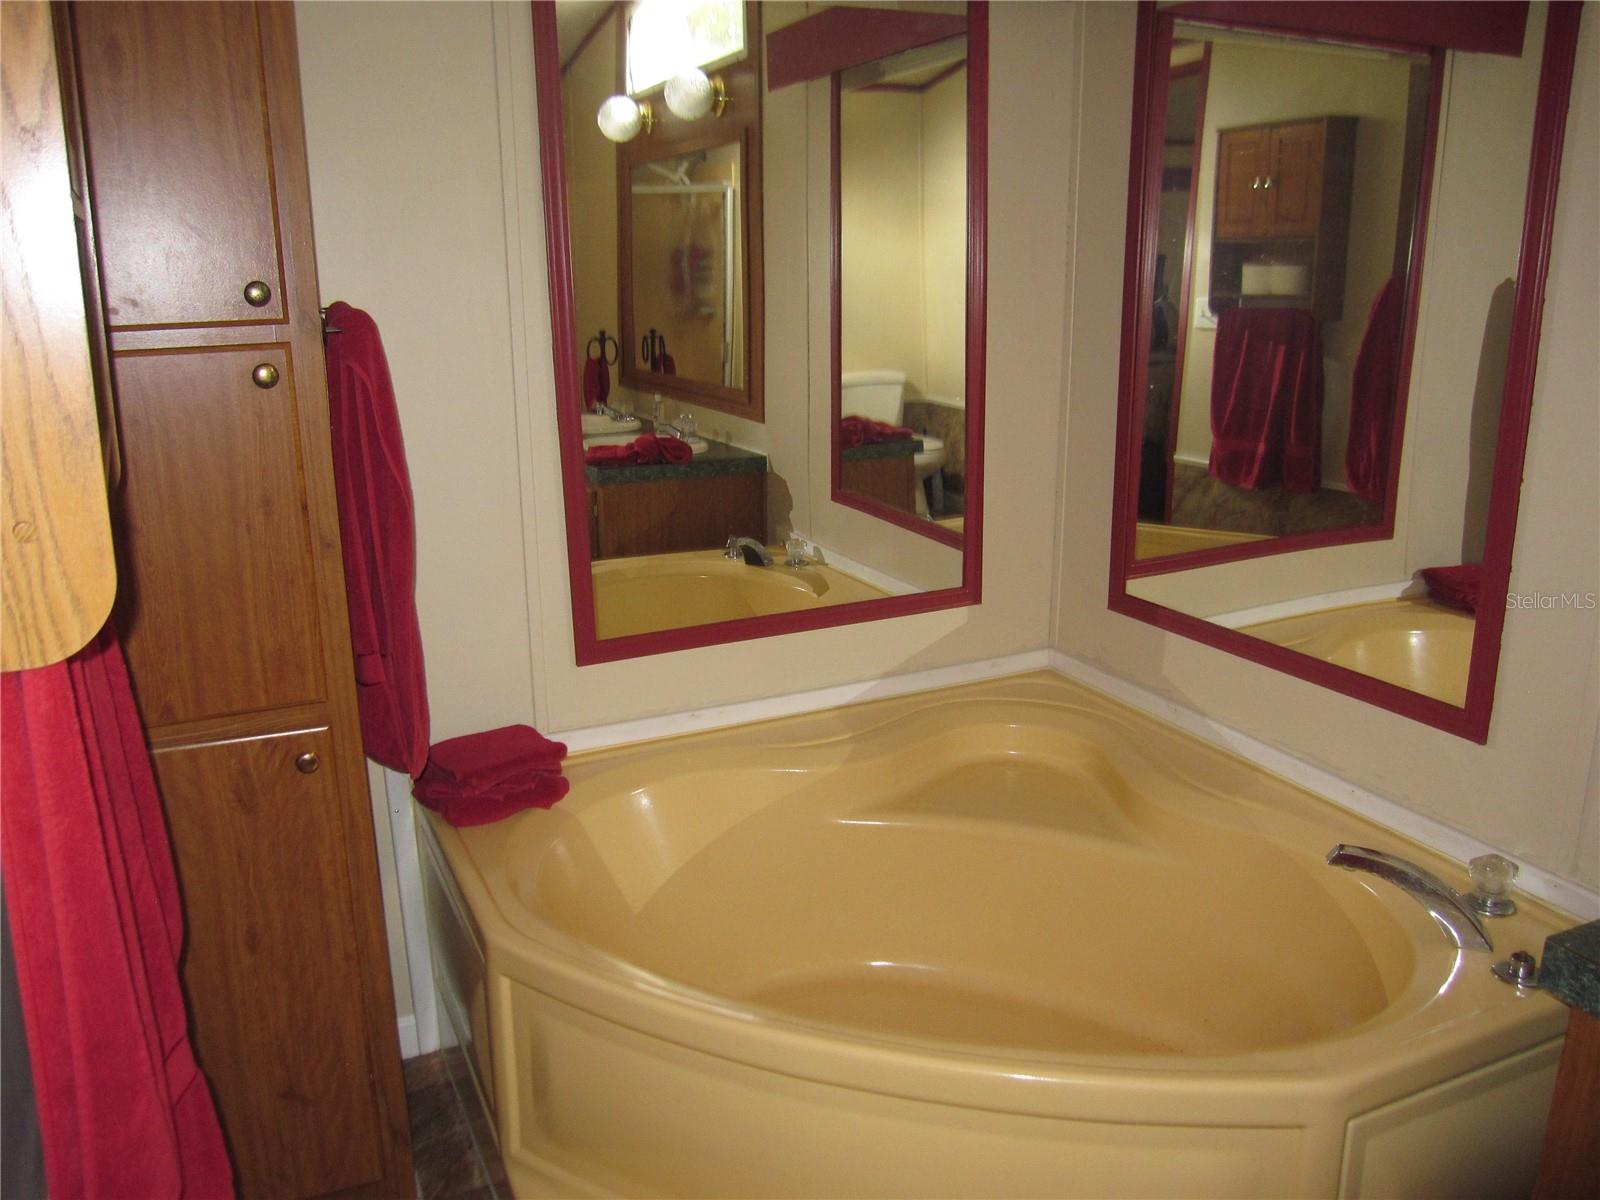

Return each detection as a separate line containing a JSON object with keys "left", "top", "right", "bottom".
{"left": 827, "top": 19, "right": 985, "bottom": 550}
{"left": 1107, "top": 0, "right": 1583, "bottom": 742}
{"left": 531, "top": 1, "right": 987, "bottom": 666}
{"left": 616, "top": 4, "right": 766, "bottom": 420}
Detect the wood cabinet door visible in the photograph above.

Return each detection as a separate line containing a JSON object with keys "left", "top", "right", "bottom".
{"left": 112, "top": 346, "right": 326, "bottom": 731}
{"left": 1215, "top": 127, "right": 1268, "bottom": 238}
{"left": 1266, "top": 120, "right": 1325, "bottom": 237}
{"left": 151, "top": 728, "right": 389, "bottom": 1199}
{"left": 69, "top": 2, "right": 286, "bottom": 328}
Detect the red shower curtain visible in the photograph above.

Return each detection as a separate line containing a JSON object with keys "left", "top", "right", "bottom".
{"left": 1208, "top": 306, "right": 1324, "bottom": 492}
{"left": 1, "top": 626, "right": 233, "bottom": 1199}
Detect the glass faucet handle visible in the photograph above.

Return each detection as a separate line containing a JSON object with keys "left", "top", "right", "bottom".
{"left": 1468, "top": 853, "right": 1519, "bottom": 916}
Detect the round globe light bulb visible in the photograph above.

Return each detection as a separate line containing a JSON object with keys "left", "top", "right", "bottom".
{"left": 597, "top": 94, "right": 648, "bottom": 142}
{"left": 664, "top": 68, "right": 716, "bottom": 121}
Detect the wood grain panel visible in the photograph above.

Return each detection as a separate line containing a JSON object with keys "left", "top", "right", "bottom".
{"left": 70, "top": 1, "right": 285, "bottom": 327}
{"left": 1534, "top": 1008, "right": 1600, "bottom": 1199}
{"left": 593, "top": 474, "right": 765, "bottom": 559}
{"left": 112, "top": 346, "right": 324, "bottom": 727}
{"left": 152, "top": 728, "right": 385, "bottom": 1199}
{"left": 1215, "top": 127, "right": 1267, "bottom": 238}
{"left": 1267, "top": 120, "right": 1324, "bottom": 237}
{"left": 0, "top": 0, "right": 116, "bottom": 670}
{"left": 841, "top": 455, "right": 919, "bottom": 514}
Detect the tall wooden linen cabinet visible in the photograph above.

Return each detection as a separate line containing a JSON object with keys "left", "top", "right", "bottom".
{"left": 55, "top": 3, "right": 414, "bottom": 1196}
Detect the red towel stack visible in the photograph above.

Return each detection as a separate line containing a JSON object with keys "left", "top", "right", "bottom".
{"left": 585, "top": 433, "right": 694, "bottom": 467}
{"left": 413, "top": 725, "right": 569, "bottom": 826}
{"left": 1419, "top": 564, "right": 1482, "bottom": 614}
{"left": 839, "top": 416, "right": 915, "bottom": 447}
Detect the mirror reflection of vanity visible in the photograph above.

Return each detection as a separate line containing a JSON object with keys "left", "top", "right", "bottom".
{"left": 537, "top": 2, "right": 986, "bottom": 662}
{"left": 1110, "top": 1, "right": 1583, "bottom": 740}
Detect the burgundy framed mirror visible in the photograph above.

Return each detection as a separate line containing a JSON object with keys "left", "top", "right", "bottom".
{"left": 533, "top": 2, "right": 987, "bottom": 665}
{"left": 1108, "top": 1, "right": 1582, "bottom": 741}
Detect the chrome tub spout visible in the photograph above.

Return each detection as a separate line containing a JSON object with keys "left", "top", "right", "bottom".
{"left": 724, "top": 536, "right": 773, "bottom": 567}
{"left": 1326, "top": 844, "right": 1493, "bottom": 952}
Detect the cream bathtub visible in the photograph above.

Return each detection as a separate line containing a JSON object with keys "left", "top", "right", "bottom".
{"left": 420, "top": 672, "right": 1568, "bottom": 1198}
{"left": 1239, "top": 597, "right": 1475, "bottom": 705}
{"left": 591, "top": 550, "right": 886, "bottom": 639}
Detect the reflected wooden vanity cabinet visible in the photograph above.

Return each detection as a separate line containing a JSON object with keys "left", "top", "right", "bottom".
{"left": 61, "top": 3, "right": 412, "bottom": 1197}
{"left": 588, "top": 470, "right": 766, "bottom": 560}
{"left": 1211, "top": 116, "right": 1356, "bottom": 319}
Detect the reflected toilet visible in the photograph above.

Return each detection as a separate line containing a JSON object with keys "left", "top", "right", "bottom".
{"left": 841, "top": 370, "right": 947, "bottom": 516}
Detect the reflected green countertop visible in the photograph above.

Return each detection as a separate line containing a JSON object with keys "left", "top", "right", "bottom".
{"left": 1540, "top": 918, "right": 1600, "bottom": 1018}
{"left": 841, "top": 438, "right": 922, "bottom": 462}
{"left": 585, "top": 438, "right": 767, "bottom": 487}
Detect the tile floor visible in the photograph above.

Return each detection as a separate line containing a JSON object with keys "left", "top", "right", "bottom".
{"left": 405, "top": 1051, "right": 509, "bottom": 1200}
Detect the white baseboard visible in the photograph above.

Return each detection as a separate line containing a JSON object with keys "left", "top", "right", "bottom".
{"left": 556, "top": 650, "right": 1053, "bottom": 753}
{"left": 397, "top": 1014, "right": 420, "bottom": 1060}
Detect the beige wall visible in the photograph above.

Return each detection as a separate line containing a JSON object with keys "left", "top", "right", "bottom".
{"left": 562, "top": 7, "right": 621, "bottom": 392}
{"left": 1057, "top": 2, "right": 1600, "bottom": 891}
{"left": 922, "top": 67, "right": 968, "bottom": 403}
{"left": 297, "top": 1, "right": 1065, "bottom": 727}
{"left": 841, "top": 89, "right": 928, "bottom": 386}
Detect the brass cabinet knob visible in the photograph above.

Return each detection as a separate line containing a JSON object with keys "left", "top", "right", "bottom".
{"left": 243, "top": 280, "right": 272, "bottom": 306}
{"left": 252, "top": 363, "right": 279, "bottom": 389}
{"left": 294, "top": 752, "right": 320, "bottom": 775}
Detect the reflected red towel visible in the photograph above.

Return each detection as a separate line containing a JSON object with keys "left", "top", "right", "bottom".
{"left": 1, "top": 626, "right": 233, "bottom": 1198}
{"left": 1420, "top": 564, "right": 1482, "bottom": 614}
{"left": 1345, "top": 276, "right": 1405, "bottom": 502}
{"left": 585, "top": 433, "right": 693, "bottom": 467}
{"left": 840, "top": 416, "right": 914, "bottom": 448}
{"left": 324, "top": 301, "right": 431, "bottom": 777}
{"left": 582, "top": 357, "right": 610, "bottom": 412}
{"left": 1208, "top": 306, "right": 1324, "bottom": 492}
{"left": 414, "top": 774, "right": 571, "bottom": 827}
{"left": 422, "top": 724, "right": 567, "bottom": 788}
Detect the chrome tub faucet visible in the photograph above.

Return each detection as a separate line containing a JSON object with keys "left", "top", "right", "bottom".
{"left": 724, "top": 537, "right": 772, "bottom": 567}
{"left": 1326, "top": 844, "right": 1493, "bottom": 952}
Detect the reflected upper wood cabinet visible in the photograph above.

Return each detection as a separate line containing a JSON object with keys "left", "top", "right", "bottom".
{"left": 62, "top": 2, "right": 412, "bottom": 1195}
{"left": 1211, "top": 116, "right": 1356, "bottom": 319}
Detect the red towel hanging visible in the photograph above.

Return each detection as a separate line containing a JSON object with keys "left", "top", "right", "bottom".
{"left": 1208, "top": 307, "right": 1324, "bottom": 493}
{"left": 1345, "top": 276, "right": 1406, "bottom": 503}
{"left": 1, "top": 626, "right": 234, "bottom": 1199}
{"left": 324, "top": 302, "right": 432, "bottom": 778}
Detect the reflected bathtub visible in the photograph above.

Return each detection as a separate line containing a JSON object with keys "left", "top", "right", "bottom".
{"left": 421, "top": 672, "right": 1567, "bottom": 1198}
{"left": 1239, "top": 597, "right": 1474, "bottom": 705}
{"left": 591, "top": 550, "right": 887, "bottom": 639}
{"left": 1135, "top": 522, "right": 1271, "bottom": 558}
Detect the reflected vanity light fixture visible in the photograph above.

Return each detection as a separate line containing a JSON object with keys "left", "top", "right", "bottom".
{"left": 597, "top": 69, "right": 729, "bottom": 142}
{"left": 597, "top": 94, "right": 654, "bottom": 142}
{"left": 664, "top": 68, "right": 729, "bottom": 120}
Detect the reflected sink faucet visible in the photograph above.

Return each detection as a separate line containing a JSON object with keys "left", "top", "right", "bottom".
{"left": 725, "top": 537, "right": 772, "bottom": 567}
{"left": 1326, "top": 844, "right": 1493, "bottom": 952}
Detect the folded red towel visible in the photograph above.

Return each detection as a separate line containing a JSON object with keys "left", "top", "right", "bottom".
{"left": 1420, "top": 564, "right": 1482, "bottom": 614}
{"left": 585, "top": 433, "right": 693, "bottom": 467}
{"left": 422, "top": 724, "right": 567, "bottom": 789}
{"left": 840, "top": 415, "right": 914, "bottom": 448}
{"left": 414, "top": 774, "right": 570, "bottom": 827}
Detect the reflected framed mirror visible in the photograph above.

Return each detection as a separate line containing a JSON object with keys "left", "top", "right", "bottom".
{"left": 831, "top": 26, "right": 975, "bottom": 548}
{"left": 534, "top": 1, "right": 986, "bottom": 665}
{"left": 1109, "top": 1, "right": 1583, "bottom": 741}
